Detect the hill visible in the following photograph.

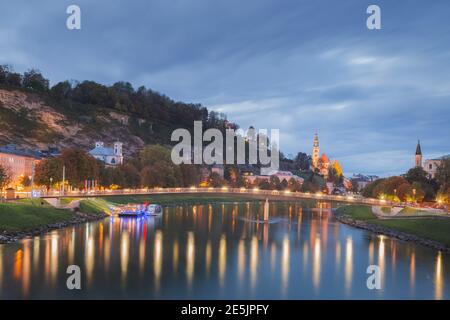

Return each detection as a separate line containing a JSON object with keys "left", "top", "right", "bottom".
{"left": 0, "top": 66, "right": 231, "bottom": 157}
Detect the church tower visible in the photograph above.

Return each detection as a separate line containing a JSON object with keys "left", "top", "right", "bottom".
{"left": 415, "top": 140, "right": 422, "bottom": 167}
{"left": 312, "top": 133, "right": 320, "bottom": 169}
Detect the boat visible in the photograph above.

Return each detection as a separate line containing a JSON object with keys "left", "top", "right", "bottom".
{"left": 118, "top": 204, "right": 146, "bottom": 217}
{"left": 146, "top": 204, "right": 163, "bottom": 216}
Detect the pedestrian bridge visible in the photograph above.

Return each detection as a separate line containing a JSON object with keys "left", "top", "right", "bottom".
{"left": 38, "top": 187, "right": 394, "bottom": 207}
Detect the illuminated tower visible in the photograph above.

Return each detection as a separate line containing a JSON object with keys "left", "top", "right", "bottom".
{"left": 312, "top": 133, "right": 320, "bottom": 169}
{"left": 415, "top": 140, "right": 422, "bottom": 168}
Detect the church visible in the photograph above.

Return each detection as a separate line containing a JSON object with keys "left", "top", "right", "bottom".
{"left": 311, "top": 133, "right": 342, "bottom": 177}
{"left": 414, "top": 140, "right": 449, "bottom": 179}
{"left": 89, "top": 141, "right": 123, "bottom": 166}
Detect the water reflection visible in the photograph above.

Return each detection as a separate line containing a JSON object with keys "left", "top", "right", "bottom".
{"left": 250, "top": 236, "right": 258, "bottom": 290}
{"left": 186, "top": 232, "right": 195, "bottom": 289}
{"left": 0, "top": 200, "right": 449, "bottom": 299}
{"left": 154, "top": 230, "right": 162, "bottom": 292}
{"left": 410, "top": 251, "right": 415, "bottom": 294}
{"left": 218, "top": 235, "right": 227, "bottom": 287}
{"left": 281, "top": 236, "right": 290, "bottom": 295}
{"left": 312, "top": 238, "right": 321, "bottom": 291}
{"left": 378, "top": 235, "right": 385, "bottom": 289}
{"left": 120, "top": 231, "right": 130, "bottom": 285}
{"left": 345, "top": 237, "right": 353, "bottom": 294}
{"left": 435, "top": 252, "right": 443, "bottom": 300}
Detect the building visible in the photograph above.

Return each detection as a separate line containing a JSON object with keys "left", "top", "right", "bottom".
{"left": 0, "top": 144, "right": 41, "bottom": 187}
{"left": 311, "top": 134, "right": 339, "bottom": 178}
{"left": 415, "top": 140, "right": 422, "bottom": 167}
{"left": 89, "top": 141, "right": 123, "bottom": 166}
{"left": 424, "top": 155, "right": 450, "bottom": 179}
{"left": 318, "top": 153, "right": 330, "bottom": 176}
{"left": 312, "top": 133, "right": 320, "bottom": 168}
{"left": 413, "top": 140, "right": 449, "bottom": 179}
{"left": 351, "top": 174, "right": 380, "bottom": 191}
{"left": 244, "top": 170, "right": 304, "bottom": 185}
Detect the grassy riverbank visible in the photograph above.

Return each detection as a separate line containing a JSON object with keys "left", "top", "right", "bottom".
{"left": 336, "top": 205, "right": 450, "bottom": 247}
{"left": 79, "top": 199, "right": 111, "bottom": 215}
{"left": 0, "top": 199, "right": 73, "bottom": 232}
{"left": 0, "top": 198, "right": 109, "bottom": 234}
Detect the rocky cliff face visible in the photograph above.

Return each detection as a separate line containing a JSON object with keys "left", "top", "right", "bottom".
{"left": 0, "top": 88, "right": 145, "bottom": 156}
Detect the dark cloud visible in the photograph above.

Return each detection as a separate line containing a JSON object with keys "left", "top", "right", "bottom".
{"left": 1, "top": 0, "right": 449, "bottom": 176}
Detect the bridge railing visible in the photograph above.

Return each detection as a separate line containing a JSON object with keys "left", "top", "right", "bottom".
{"left": 38, "top": 187, "right": 396, "bottom": 206}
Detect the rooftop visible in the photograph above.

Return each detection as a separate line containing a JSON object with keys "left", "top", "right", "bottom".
{"left": 0, "top": 144, "right": 41, "bottom": 159}
{"left": 89, "top": 146, "right": 115, "bottom": 156}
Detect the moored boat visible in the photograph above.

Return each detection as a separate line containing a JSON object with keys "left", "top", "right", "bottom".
{"left": 146, "top": 204, "right": 163, "bottom": 216}
{"left": 118, "top": 204, "right": 146, "bottom": 217}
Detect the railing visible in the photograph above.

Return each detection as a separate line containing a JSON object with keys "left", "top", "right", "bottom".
{"left": 38, "top": 187, "right": 397, "bottom": 207}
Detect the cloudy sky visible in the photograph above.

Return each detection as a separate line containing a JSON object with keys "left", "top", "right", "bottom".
{"left": 1, "top": 0, "right": 449, "bottom": 176}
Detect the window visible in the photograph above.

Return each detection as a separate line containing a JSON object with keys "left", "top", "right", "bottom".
{"left": 429, "top": 164, "right": 432, "bottom": 170}
{"left": 111, "top": 158, "right": 116, "bottom": 164}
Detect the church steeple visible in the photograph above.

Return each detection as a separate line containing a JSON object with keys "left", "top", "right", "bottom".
{"left": 312, "top": 133, "right": 320, "bottom": 169}
{"left": 415, "top": 140, "right": 422, "bottom": 167}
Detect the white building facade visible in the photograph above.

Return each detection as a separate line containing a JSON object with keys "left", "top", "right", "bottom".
{"left": 89, "top": 141, "right": 123, "bottom": 166}
{"left": 424, "top": 156, "right": 449, "bottom": 179}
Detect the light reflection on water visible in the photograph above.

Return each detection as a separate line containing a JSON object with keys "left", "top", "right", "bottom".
{"left": 0, "top": 200, "right": 448, "bottom": 299}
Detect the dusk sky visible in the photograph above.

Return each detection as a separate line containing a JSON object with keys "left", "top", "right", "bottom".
{"left": 1, "top": 0, "right": 449, "bottom": 176}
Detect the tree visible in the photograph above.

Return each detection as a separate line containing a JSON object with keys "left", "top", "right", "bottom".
{"left": 294, "top": 152, "right": 311, "bottom": 170}
{"left": 404, "top": 166, "right": 437, "bottom": 200}
{"left": 35, "top": 149, "right": 101, "bottom": 189}
{"left": 288, "top": 178, "right": 302, "bottom": 192}
{"left": 362, "top": 178, "right": 385, "bottom": 198}
{"left": 0, "top": 65, "right": 8, "bottom": 84}
{"left": 120, "top": 163, "right": 140, "bottom": 188}
{"left": 22, "top": 69, "right": 49, "bottom": 92}
{"left": 50, "top": 81, "right": 72, "bottom": 99}
{"left": 180, "top": 164, "right": 200, "bottom": 187}
{"left": 280, "top": 178, "right": 289, "bottom": 190}
{"left": 269, "top": 175, "right": 281, "bottom": 190}
{"left": 436, "top": 158, "right": 450, "bottom": 192}
{"left": 0, "top": 165, "right": 11, "bottom": 201}
{"left": 139, "top": 145, "right": 182, "bottom": 187}
{"left": 209, "top": 172, "right": 226, "bottom": 188}
{"left": 35, "top": 157, "right": 64, "bottom": 189}
{"left": 20, "top": 176, "right": 32, "bottom": 188}
{"left": 5, "top": 72, "right": 22, "bottom": 87}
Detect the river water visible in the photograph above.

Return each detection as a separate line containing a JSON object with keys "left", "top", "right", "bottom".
{"left": 0, "top": 200, "right": 448, "bottom": 299}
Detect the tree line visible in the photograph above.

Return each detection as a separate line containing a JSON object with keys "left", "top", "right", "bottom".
{"left": 0, "top": 65, "right": 229, "bottom": 132}
{"left": 362, "top": 160, "right": 450, "bottom": 204}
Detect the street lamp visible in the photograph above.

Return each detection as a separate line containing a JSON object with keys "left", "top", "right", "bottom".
{"left": 50, "top": 177, "right": 53, "bottom": 192}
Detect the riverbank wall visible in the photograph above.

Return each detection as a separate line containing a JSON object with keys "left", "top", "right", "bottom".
{"left": 0, "top": 211, "right": 108, "bottom": 244}
{"left": 335, "top": 212, "right": 450, "bottom": 254}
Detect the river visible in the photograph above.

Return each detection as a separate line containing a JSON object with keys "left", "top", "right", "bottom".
{"left": 0, "top": 200, "right": 447, "bottom": 299}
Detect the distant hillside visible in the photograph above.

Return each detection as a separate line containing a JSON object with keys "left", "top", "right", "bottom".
{"left": 0, "top": 66, "right": 232, "bottom": 157}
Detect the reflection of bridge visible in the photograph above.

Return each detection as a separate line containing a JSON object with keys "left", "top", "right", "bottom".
{"left": 39, "top": 187, "right": 395, "bottom": 206}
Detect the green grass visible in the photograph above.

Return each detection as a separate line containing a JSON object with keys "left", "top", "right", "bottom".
{"left": 370, "top": 219, "right": 450, "bottom": 247}
{"left": 397, "top": 207, "right": 440, "bottom": 217}
{"left": 336, "top": 205, "right": 450, "bottom": 247}
{"left": 335, "top": 205, "right": 377, "bottom": 221}
{"left": 0, "top": 202, "right": 73, "bottom": 232}
{"left": 59, "top": 198, "right": 76, "bottom": 206}
{"left": 79, "top": 199, "right": 111, "bottom": 215}
{"left": 381, "top": 207, "right": 392, "bottom": 214}
{"left": 102, "top": 193, "right": 262, "bottom": 205}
